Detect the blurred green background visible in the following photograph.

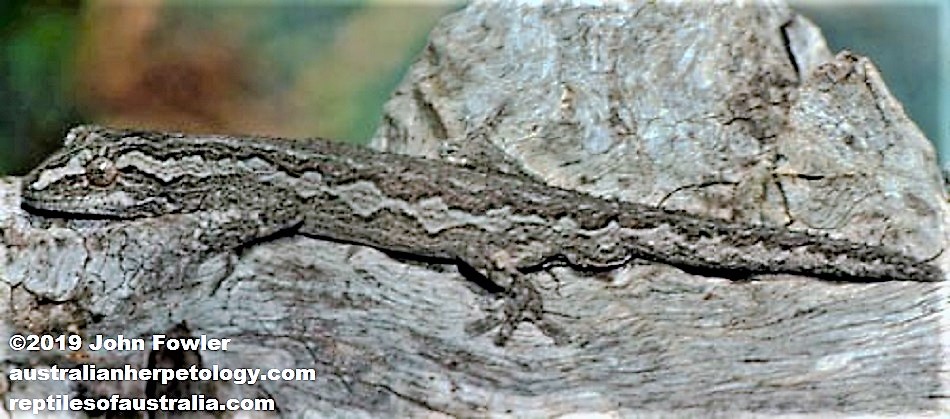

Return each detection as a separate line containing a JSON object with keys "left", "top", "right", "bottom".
{"left": 0, "top": 0, "right": 460, "bottom": 175}
{"left": 0, "top": 0, "right": 945, "bottom": 175}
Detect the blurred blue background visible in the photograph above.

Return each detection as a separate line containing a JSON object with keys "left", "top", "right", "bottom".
{"left": 792, "top": 0, "right": 947, "bottom": 169}
{"left": 0, "top": 0, "right": 945, "bottom": 175}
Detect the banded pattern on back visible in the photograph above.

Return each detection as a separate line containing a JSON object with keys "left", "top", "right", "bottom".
{"left": 21, "top": 125, "right": 944, "bottom": 282}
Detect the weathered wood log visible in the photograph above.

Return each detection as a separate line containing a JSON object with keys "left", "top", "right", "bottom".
{"left": 2, "top": 0, "right": 947, "bottom": 416}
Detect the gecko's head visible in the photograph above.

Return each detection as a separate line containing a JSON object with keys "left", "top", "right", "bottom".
{"left": 21, "top": 125, "right": 195, "bottom": 219}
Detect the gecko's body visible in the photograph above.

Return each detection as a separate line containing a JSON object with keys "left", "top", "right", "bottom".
{"left": 20, "top": 126, "right": 943, "bottom": 342}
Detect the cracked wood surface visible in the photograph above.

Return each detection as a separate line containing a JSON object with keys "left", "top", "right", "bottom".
{"left": 3, "top": 0, "right": 949, "bottom": 417}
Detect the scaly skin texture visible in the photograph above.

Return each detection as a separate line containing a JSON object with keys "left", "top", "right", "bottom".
{"left": 20, "top": 126, "right": 945, "bottom": 343}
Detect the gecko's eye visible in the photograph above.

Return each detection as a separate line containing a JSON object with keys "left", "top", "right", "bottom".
{"left": 86, "top": 157, "right": 119, "bottom": 187}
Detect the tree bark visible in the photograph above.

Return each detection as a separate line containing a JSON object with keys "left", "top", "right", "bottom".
{"left": 2, "top": 0, "right": 947, "bottom": 416}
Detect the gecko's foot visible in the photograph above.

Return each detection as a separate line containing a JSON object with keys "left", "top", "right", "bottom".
{"left": 465, "top": 276, "right": 570, "bottom": 346}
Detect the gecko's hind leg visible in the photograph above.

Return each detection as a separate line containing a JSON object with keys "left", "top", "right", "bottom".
{"left": 464, "top": 254, "right": 569, "bottom": 346}
{"left": 439, "top": 101, "right": 543, "bottom": 181}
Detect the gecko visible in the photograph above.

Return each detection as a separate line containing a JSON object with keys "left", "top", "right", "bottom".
{"left": 20, "top": 125, "right": 944, "bottom": 344}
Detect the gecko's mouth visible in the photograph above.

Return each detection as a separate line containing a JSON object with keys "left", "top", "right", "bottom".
{"left": 20, "top": 196, "right": 129, "bottom": 220}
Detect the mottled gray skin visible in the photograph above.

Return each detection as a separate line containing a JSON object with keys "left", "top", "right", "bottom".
{"left": 19, "top": 126, "right": 945, "bottom": 342}
{"left": 22, "top": 125, "right": 942, "bottom": 281}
